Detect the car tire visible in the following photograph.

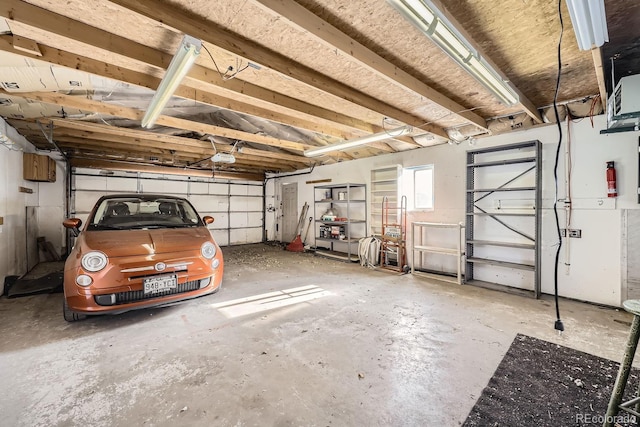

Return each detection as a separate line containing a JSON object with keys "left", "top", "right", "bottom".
{"left": 63, "top": 299, "right": 87, "bottom": 322}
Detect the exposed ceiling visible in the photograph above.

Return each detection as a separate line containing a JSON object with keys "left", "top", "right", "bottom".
{"left": 0, "top": 0, "right": 635, "bottom": 180}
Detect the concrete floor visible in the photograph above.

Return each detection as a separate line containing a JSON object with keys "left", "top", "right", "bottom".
{"left": 0, "top": 243, "right": 634, "bottom": 426}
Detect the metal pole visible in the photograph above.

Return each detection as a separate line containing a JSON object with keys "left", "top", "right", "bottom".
{"left": 604, "top": 314, "right": 640, "bottom": 427}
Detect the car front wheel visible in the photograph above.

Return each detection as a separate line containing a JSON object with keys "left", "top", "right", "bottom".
{"left": 63, "top": 298, "right": 87, "bottom": 322}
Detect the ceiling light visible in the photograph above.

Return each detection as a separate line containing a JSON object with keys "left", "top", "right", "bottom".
{"left": 141, "top": 35, "right": 201, "bottom": 128}
{"left": 566, "top": 0, "right": 608, "bottom": 51}
{"left": 388, "top": 0, "right": 519, "bottom": 106}
{"left": 304, "top": 126, "right": 413, "bottom": 157}
{"left": 211, "top": 153, "right": 236, "bottom": 163}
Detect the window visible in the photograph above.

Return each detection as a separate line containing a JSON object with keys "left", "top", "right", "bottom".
{"left": 403, "top": 165, "right": 434, "bottom": 210}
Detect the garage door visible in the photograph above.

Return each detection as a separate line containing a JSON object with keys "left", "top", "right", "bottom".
{"left": 71, "top": 168, "right": 263, "bottom": 246}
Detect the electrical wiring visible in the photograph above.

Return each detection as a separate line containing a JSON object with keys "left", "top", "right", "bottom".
{"left": 0, "top": 133, "right": 22, "bottom": 151}
{"left": 381, "top": 106, "right": 486, "bottom": 140}
{"left": 567, "top": 115, "right": 573, "bottom": 227}
{"left": 202, "top": 43, "right": 250, "bottom": 81}
{"left": 589, "top": 94, "right": 600, "bottom": 128}
{"left": 551, "top": 0, "right": 565, "bottom": 333}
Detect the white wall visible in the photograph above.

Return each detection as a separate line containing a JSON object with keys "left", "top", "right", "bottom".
{"left": 268, "top": 115, "right": 638, "bottom": 307}
{"left": 0, "top": 118, "right": 65, "bottom": 294}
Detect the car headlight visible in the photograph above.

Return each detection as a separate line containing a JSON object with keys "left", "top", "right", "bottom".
{"left": 76, "top": 274, "right": 93, "bottom": 287}
{"left": 81, "top": 251, "right": 108, "bottom": 272}
{"left": 201, "top": 241, "right": 216, "bottom": 259}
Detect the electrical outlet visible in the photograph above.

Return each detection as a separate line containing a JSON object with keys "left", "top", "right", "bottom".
{"left": 568, "top": 229, "right": 582, "bottom": 238}
{"left": 561, "top": 229, "right": 582, "bottom": 238}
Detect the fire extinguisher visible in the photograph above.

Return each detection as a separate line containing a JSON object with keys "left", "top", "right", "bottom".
{"left": 606, "top": 161, "right": 617, "bottom": 198}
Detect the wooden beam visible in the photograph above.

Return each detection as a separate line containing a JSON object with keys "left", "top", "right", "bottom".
{"left": 591, "top": 47, "right": 607, "bottom": 112}
{"left": 42, "top": 118, "right": 314, "bottom": 164}
{"left": 0, "top": 4, "right": 411, "bottom": 148}
{"left": 107, "top": 0, "right": 449, "bottom": 139}
{"left": 4, "top": 89, "right": 333, "bottom": 155}
{"left": 251, "top": 0, "right": 487, "bottom": 131}
{"left": 12, "top": 34, "right": 41, "bottom": 56}
{"left": 69, "top": 158, "right": 265, "bottom": 181}
{"left": 416, "top": 0, "right": 542, "bottom": 124}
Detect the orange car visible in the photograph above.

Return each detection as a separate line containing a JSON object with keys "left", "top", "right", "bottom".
{"left": 62, "top": 194, "right": 224, "bottom": 321}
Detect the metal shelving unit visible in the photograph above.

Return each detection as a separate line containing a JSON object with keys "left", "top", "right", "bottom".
{"left": 411, "top": 222, "right": 465, "bottom": 284}
{"left": 465, "top": 140, "right": 542, "bottom": 298}
{"left": 379, "top": 195, "right": 408, "bottom": 272}
{"left": 314, "top": 183, "right": 366, "bottom": 262}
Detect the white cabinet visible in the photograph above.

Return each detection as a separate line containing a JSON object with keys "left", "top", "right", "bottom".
{"left": 370, "top": 165, "right": 400, "bottom": 237}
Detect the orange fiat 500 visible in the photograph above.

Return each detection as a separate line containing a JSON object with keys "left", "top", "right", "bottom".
{"left": 62, "top": 194, "right": 224, "bottom": 321}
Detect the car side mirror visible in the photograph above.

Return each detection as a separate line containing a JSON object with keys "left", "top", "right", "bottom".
{"left": 202, "top": 216, "right": 214, "bottom": 225}
{"left": 63, "top": 218, "right": 82, "bottom": 237}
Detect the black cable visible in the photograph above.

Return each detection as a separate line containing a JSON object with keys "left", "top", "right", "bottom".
{"left": 552, "top": 0, "right": 565, "bottom": 332}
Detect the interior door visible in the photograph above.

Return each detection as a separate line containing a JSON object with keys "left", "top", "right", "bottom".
{"left": 281, "top": 183, "right": 298, "bottom": 242}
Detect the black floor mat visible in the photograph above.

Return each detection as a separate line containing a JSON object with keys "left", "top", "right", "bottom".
{"left": 6, "top": 262, "right": 64, "bottom": 298}
{"left": 464, "top": 334, "right": 639, "bottom": 427}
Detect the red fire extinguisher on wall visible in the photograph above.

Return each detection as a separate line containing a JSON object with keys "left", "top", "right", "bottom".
{"left": 606, "top": 161, "right": 617, "bottom": 198}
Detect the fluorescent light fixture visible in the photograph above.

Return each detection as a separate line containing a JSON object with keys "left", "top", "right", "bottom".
{"left": 141, "top": 35, "right": 202, "bottom": 128}
{"left": 211, "top": 153, "right": 236, "bottom": 163}
{"left": 304, "top": 125, "right": 412, "bottom": 157}
{"left": 388, "top": 0, "right": 519, "bottom": 106}
{"left": 566, "top": 0, "right": 608, "bottom": 51}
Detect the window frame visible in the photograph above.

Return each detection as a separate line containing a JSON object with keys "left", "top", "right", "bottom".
{"left": 403, "top": 165, "right": 434, "bottom": 211}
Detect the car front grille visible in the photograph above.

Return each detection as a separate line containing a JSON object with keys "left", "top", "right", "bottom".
{"left": 95, "top": 280, "right": 201, "bottom": 306}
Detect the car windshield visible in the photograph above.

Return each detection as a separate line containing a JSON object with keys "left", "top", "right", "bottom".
{"left": 87, "top": 197, "right": 203, "bottom": 231}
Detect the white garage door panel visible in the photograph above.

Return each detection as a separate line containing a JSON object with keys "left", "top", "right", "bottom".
{"left": 106, "top": 177, "right": 137, "bottom": 192}
{"left": 73, "top": 170, "right": 263, "bottom": 247}
{"left": 247, "top": 185, "right": 262, "bottom": 196}
{"left": 230, "top": 185, "right": 248, "bottom": 196}
{"left": 230, "top": 213, "right": 248, "bottom": 228}
{"left": 208, "top": 212, "right": 229, "bottom": 229}
{"left": 248, "top": 212, "right": 262, "bottom": 227}
{"left": 140, "top": 179, "right": 188, "bottom": 194}
{"left": 230, "top": 196, "right": 249, "bottom": 211}
{"left": 76, "top": 175, "right": 107, "bottom": 191}
{"left": 230, "top": 229, "right": 247, "bottom": 245}
{"left": 190, "top": 195, "right": 227, "bottom": 211}
{"left": 211, "top": 229, "right": 229, "bottom": 246}
{"left": 75, "top": 191, "right": 106, "bottom": 214}
{"left": 189, "top": 182, "right": 209, "bottom": 194}
{"left": 248, "top": 197, "right": 263, "bottom": 211}
{"left": 246, "top": 227, "right": 263, "bottom": 242}
{"left": 209, "top": 183, "right": 228, "bottom": 194}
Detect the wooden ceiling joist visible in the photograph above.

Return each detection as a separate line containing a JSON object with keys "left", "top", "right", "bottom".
{"left": 69, "top": 158, "right": 265, "bottom": 181}
{"left": 251, "top": 0, "right": 487, "bottom": 131}
{"left": 0, "top": 1, "right": 414, "bottom": 149}
{"left": 416, "top": 0, "right": 543, "bottom": 124}
{"left": 2, "top": 89, "right": 352, "bottom": 159}
{"left": 106, "top": 0, "right": 449, "bottom": 139}
{"left": 17, "top": 118, "right": 312, "bottom": 170}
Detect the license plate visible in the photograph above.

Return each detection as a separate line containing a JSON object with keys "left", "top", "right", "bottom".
{"left": 143, "top": 274, "right": 178, "bottom": 294}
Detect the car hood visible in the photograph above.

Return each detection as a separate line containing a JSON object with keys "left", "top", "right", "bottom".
{"left": 81, "top": 227, "right": 213, "bottom": 257}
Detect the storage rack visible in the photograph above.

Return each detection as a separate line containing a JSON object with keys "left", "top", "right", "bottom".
{"left": 465, "top": 140, "right": 542, "bottom": 298}
{"left": 411, "top": 222, "right": 465, "bottom": 285}
{"left": 314, "top": 183, "right": 367, "bottom": 262}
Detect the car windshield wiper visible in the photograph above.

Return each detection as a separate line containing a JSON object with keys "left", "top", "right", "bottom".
{"left": 127, "top": 224, "right": 163, "bottom": 229}
{"left": 90, "top": 224, "right": 125, "bottom": 230}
